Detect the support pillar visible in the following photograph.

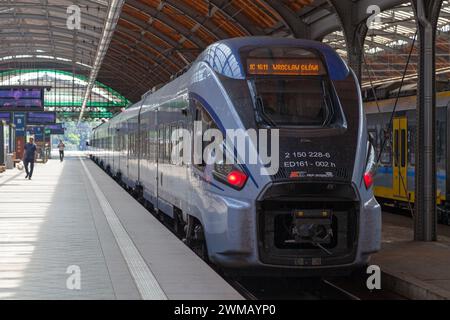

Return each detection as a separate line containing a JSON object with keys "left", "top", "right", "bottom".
{"left": 329, "top": 0, "right": 368, "bottom": 82}
{"left": 264, "top": 0, "right": 310, "bottom": 38}
{"left": 412, "top": 0, "right": 443, "bottom": 241}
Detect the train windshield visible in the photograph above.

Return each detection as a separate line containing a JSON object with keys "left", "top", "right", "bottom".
{"left": 245, "top": 47, "right": 341, "bottom": 127}
{"left": 252, "top": 77, "right": 332, "bottom": 126}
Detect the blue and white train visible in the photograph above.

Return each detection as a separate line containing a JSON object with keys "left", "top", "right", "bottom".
{"left": 91, "top": 37, "right": 381, "bottom": 276}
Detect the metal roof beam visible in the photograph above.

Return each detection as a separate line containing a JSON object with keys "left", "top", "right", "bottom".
{"left": 163, "top": 0, "right": 228, "bottom": 40}
{"left": 120, "top": 12, "right": 181, "bottom": 48}
{"left": 209, "top": 0, "right": 261, "bottom": 35}
{"left": 125, "top": 0, "right": 206, "bottom": 48}
{"left": 262, "top": 0, "right": 310, "bottom": 38}
{"left": 79, "top": 0, "right": 126, "bottom": 122}
{"left": 114, "top": 26, "right": 185, "bottom": 70}
{"left": 0, "top": 12, "right": 104, "bottom": 29}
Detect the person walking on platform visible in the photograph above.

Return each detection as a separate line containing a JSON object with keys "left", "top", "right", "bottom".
{"left": 58, "top": 140, "right": 65, "bottom": 162}
{"left": 23, "top": 137, "right": 37, "bottom": 180}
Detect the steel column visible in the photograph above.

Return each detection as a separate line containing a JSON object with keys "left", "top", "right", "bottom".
{"left": 412, "top": 0, "right": 443, "bottom": 241}
{"left": 328, "top": 0, "right": 368, "bottom": 82}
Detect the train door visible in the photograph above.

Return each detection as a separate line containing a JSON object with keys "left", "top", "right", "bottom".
{"left": 393, "top": 117, "right": 408, "bottom": 199}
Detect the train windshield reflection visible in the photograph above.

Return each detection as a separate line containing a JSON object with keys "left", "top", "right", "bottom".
{"left": 252, "top": 77, "right": 334, "bottom": 127}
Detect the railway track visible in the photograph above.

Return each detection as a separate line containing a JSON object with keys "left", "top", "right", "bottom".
{"left": 228, "top": 277, "right": 359, "bottom": 300}
{"left": 320, "top": 279, "right": 361, "bottom": 300}
{"left": 230, "top": 275, "right": 405, "bottom": 300}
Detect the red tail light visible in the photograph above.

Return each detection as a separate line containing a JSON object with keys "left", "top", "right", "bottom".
{"left": 213, "top": 164, "right": 248, "bottom": 190}
{"left": 364, "top": 172, "right": 374, "bottom": 189}
{"left": 226, "top": 170, "right": 248, "bottom": 189}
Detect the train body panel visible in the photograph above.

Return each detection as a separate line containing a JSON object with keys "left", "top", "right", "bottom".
{"left": 91, "top": 37, "right": 381, "bottom": 275}
{"left": 366, "top": 94, "right": 449, "bottom": 210}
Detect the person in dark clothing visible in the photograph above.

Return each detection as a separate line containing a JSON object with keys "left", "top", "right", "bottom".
{"left": 23, "top": 137, "right": 37, "bottom": 180}
{"left": 58, "top": 140, "right": 65, "bottom": 162}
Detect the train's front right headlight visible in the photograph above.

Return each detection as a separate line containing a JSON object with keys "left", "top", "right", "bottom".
{"left": 364, "top": 141, "right": 377, "bottom": 190}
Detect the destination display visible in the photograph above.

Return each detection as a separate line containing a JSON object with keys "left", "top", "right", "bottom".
{"left": 27, "top": 112, "right": 56, "bottom": 125}
{"left": 0, "top": 88, "right": 44, "bottom": 110}
{"left": 45, "top": 124, "right": 65, "bottom": 135}
{"left": 246, "top": 58, "right": 325, "bottom": 76}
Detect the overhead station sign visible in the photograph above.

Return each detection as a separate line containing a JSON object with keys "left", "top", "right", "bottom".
{"left": 0, "top": 112, "right": 11, "bottom": 124}
{"left": 27, "top": 112, "right": 56, "bottom": 125}
{"left": 45, "top": 124, "right": 65, "bottom": 135}
{"left": 0, "top": 88, "right": 44, "bottom": 110}
{"left": 246, "top": 58, "right": 326, "bottom": 76}
{"left": 13, "top": 112, "right": 26, "bottom": 136}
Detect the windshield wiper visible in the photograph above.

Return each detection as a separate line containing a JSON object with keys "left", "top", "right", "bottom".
{"left": 255, "top": 95, "right": 277, "bottom": 127}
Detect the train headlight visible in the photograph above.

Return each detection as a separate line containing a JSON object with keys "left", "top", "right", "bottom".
{"left": 364, "top": 141, "right": 377, "bottom": 190}
{"left": 226, "top": 170, "right": 248, "bottom": 189}
{"left": 213, "top": 163, "right": 248, "bottom": 190}
{"left": 364, "top": 172, "right": 374, "bottom": 189}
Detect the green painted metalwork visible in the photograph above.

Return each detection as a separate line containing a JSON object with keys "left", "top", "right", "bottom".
{"left": 0, "top": 69, "right": 130, "bottom": 118}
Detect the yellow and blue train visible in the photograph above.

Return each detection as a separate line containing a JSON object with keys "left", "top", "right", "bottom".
{"left": 365, "top": 89, "right": 450, "bottom": 224}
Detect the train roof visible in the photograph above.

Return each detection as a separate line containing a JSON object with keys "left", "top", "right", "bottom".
{"left": 365, "top": 90, "right": 450, "bottom": 114}
{"left": 196, "top": 36, "right": 350, "bottom": 81}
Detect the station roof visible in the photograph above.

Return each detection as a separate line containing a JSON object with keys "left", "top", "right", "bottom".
{"left": 0, "top": 0, "right": 449, "bottom": 110}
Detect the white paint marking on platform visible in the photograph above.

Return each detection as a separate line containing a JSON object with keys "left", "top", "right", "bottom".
{"left": 79, "top": 157, "right": 167, "bottom": 300}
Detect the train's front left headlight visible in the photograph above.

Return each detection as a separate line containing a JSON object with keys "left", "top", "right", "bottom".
{"left": 364, "top": 141, "right": 377, "bottom": 189}
{"left": 213, "top": 163, "right": 248, "bottom": 190}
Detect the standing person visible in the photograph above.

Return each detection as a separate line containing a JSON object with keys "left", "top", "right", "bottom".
{"left": 58, "top": 140, "right": 65, "bottom": 162}
{"left": 23, "top": 137, "right": 37, "bottom": 180}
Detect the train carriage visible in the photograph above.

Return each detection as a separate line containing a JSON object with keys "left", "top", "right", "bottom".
{"left": 365, "top": 90, "right": 450, "bottom": 223}
{"left": 91, "top": 37, "right": 381, "bottom": 276}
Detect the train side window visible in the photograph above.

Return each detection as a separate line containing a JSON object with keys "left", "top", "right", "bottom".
{"left": 409, "top": 127, "right": 416, "bottom": 166}
{"left": 148, "top": 130, "right": 151, "bottom": 160}
{"left": 141, "top": 129, "right": 146, "bottom": 159}
{"left": 394, "top": 130, "right": 399, "bottom": 167}
{"left": 159, "top": 128, "right": 164, "bottom": 161}
{"left": 130, "top": 131, "right": 134, "bottom": 157}
{"left": 134, "top": 131, "right": 138, "bottom": 158}
{"left": 178, "top": 123, "right": 184, "bottom": 163}
{"left": 166, "top": 126, "right": 171, "bottom": 163}
{"left": 145, "top": 129, "right": 149, "bottom": 159}
{"left": 151, "top": 129, "right": 157, "bottom": 161}
{"left": 401, "top": 129, "right": 406, "bottom": 167}
{"left": 380, "top": 128, "right": 392, "bottom": 165}
{"left": 192, "top": 99, "right": 218, "bottom": 169}
{"left": 129, "top": 132, "right": 132, "bottom": 157}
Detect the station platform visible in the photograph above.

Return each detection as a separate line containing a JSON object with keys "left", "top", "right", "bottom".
{"left": 372, "top": 212, "right": 450, "bottom": 300}
{"left": 0, "top": 154, "right": 242, "bottom": 300}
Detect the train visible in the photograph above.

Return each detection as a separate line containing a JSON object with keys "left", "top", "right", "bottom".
{"left": 365, "top": 89, "right": 450, "bottom": 224}
{"left": 90, "top": 37, "right": 381, "bottom": 276}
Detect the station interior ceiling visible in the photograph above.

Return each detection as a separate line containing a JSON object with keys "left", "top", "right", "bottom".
{"left": 0, "top": 0, "right": 449, "bottom": 119}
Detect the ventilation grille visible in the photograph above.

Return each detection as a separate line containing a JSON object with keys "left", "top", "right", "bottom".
{"left": 335, "top": 168, "right": 350, "bottom": 180}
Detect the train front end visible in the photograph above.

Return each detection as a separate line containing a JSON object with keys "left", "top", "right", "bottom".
{"left": 196, "top": 38, "right": 381, "bottom": 276}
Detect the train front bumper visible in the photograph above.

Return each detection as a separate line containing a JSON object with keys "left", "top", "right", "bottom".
{"left": 202, "top": 187, "right": 381, "bottom": 275}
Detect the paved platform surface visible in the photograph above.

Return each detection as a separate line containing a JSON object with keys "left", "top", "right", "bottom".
{"left": 0, "top": 155, "right": 242, "bottom": 300}
{"left": 372, "top": 212, "right": 450, "bottom": 300}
